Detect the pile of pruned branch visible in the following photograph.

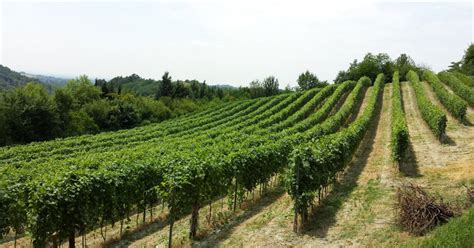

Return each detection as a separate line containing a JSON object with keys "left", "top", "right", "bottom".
{"left": 396, "top": 183, "right": 454, "bottom": 235}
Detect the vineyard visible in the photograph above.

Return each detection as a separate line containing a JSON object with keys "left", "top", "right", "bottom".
{"left": 1, "top": 70, "right": 473, "bottom": 247}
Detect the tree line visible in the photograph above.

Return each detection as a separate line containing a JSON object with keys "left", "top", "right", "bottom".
{"left": 0, "top": 75, "right": 223, "bottom": 145}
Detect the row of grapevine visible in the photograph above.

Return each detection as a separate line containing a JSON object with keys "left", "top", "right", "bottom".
{"left": 0, "top": 76, "right": 372, "bottom": 247}
{"left": 0, "top": 85, "right": 334, "bottom": 246}
{"left": 453, "top": 71, "right": 474, "bottom": 87}
{"left": 286, "top": 74, "right": 384, "bottom": 232}
{"left": 422, "top": 70, "right": 467, "bottom": 121}
{"left": 391, "top": 71, "right": 409, "bottom": 162}
{"left": 406, "top": 71, "right": 447, "bottom": 140}
{"left": 0, "top": 95, "right": 280, "bottom": 165}
{"left": 438, "top": 71, "right": 474, "bottom": 106}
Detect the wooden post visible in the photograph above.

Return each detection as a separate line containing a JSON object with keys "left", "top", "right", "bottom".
{"left": 189, "top": 201, "right": 200, "bottom": 239}
{"left": 233, "top": 181, "right": 238, "bottom": 213}
{"left": 293, "top": 161, "right": 300, "bottom": 233}
{"left": 68, "top": 232, "right": 75, "bottom": 248}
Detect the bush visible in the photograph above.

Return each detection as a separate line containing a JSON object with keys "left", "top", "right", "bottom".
{"left": 396, "top": 184, "right": 454, "bottom": 236}
{"left": 438, "top": 71, "right": 474, "bottom": 106}
{"left": 422, "top": 70, "right": 467, "bottom": 121}
{"left": 453, "top": 71, "right": 474, "bottom": 87}
{"left": 169, "top": 98, "right": 200, "bottom": 116}
{"left": 287, "top": 74, "right": 384, "bottom": 230}
{"left": 391, "top": 71, "right": 409, "bottom": 162}
{"left": 407, "top": 71, "right": 446, "bottom": 140}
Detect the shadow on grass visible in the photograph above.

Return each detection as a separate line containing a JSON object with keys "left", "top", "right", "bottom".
{"left": 301, "top": 86, "right": 382, "bottom": 238}
{"left": 442, "top": 134, "right": 457, "bottom": 146}
{"left": 344, "top": 87, "right": 370, "bottom": 127}
{"left": 194, "top": 186, "right": 285, "bottom": 247}
{"left": 398, "top": 81, "right": 421, "bottom": 178}
{"left": 398, "top": 140, "right": 421, "bottom": 178}
{"left": 104, "top": 210, "right": 170, "bottom": 247}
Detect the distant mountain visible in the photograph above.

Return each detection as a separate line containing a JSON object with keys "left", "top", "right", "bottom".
{"left": 213, "top": 84, "right": 237, "bottom": 89}
{"left": 0, "top": 65, "right": 35, "bottom": 90}
{"left": 19, "top": 72, "right": 69, "bottom": 87}
{"left": 0, "top": 65, "right": 69, "bottom": 91}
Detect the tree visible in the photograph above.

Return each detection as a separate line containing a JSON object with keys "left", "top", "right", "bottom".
{"left": 101, "top": 83, "right": 109, "bottom": 97}
{"left": 249, "top": 80, "right": 264, "bottom": 98}
{"left": 65, "top": 75, "right": 101, "bottom": 105}
{"left": 3, "top": 83, "right": 59, "bottom": 143}
{"left": 54, "top": 88, "right": 75, "bottom": 134}
{"left": 297, "top": 70, "right": 322, "bottom": 90}
{"left": 334, "top": 53, "right": 394, "bottom": 83}
{"left": 461, "top": 43, "right": 474, "bottom": 76}
{"left": 448, "top": 61, "right": 462, "bottom": 72}
{"left": 262, "top": 76, "right": 279, "bottom": 96}
{"left": 173, "top": 82, "right": 190, "bottom": 98}
{"left": 395, "top": 54, "right": 417, "bottom": 81}
{"left": 157, "top": 72, "right": 173, "bottom": 99}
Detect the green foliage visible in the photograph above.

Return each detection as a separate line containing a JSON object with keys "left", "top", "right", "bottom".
{"left": 438, "top": 71, "right": 474, "bottom": 106}
{"left": 1, "top": 83, "right": 59, "bottom": 143}
{"left": 0, "top": 80, "right": 366, "bottom": 243}
{"left": 391, "top": 71, "right": 409, "bottom": 162}
{"left": 64, "top": 75, "right": 101, "bottom": 105}
{"left": 405, "top": 207, "right": 474, "bottom": 248}
{"left": 461, "top": 44, "right": 474, "bottom": 76}
{"left": 0, "top": 64, "right": 53, "bottom": 91}
{"left": 158, "top": 71, "right": 173, "bottom": 98}
{"left": 335, "top": 53, "right": 393, "bottom": 83}
{"left": 422, "top": 70, "right": 467, "bottom": 121}
{"left": 448, "top": 43, "right": 474, "bottom": 76}
{"left": 297, "top": 70, "right": 327, "bottom": 90}
{"left": 66, "top": 110, "right": 99, "bottom": 135}
{"left": 287, "top": 74, "right": 383, "bottom": 223}
{"left": 0, "top": 75, "right": 200, "bottom": 145}
{"left": 394, "top": 54, "right": 419, "bottom": 81}
{"left": 248, "top": 76, "right": 280, "bottom": 98}
{"left": 406, "top": 71, "right": 446, "bottom": 140}
{"left": 262, "top": 76, "right": 279, "bottom": 96}
{"left": 453, "top": 72, "right": 474, "bottom": 87}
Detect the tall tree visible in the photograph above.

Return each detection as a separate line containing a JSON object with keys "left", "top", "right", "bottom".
{"left": 461, "top": 43, "right": 474, "bottom": 76}
{"left": 262, "top": 76, "right": 279, "bottom": 96}
{"left": 395, "top": 54, "right": 417, "bottom": 81}
{"left": 3, "top": 83, "right": 59, "bottom": 143}
{"left": 157, "top": 72, "right": 173, "bottom": 99}
{"left": 65, "top": 75, "right": 101, "bottom": 105}
{"left": 249, "top": 80, "right": 263, "bottom": 98}
{"left": 297, "top": 70, "right": 321, "bottom": 90}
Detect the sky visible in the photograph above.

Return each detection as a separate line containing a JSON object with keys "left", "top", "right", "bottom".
{"left": 0, "top": 0, "right": 472, "bottom": 87}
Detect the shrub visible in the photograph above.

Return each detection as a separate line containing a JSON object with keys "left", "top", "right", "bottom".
{"left": 422, "top": 70, "right": 467, "bottom": 121}
{"left": 391, "top": 71, "right": 409, "bottom": 162}
{"left": 453, "top": 71, "right": 474, "bottom": 87}
{"left": 406, "top": 71, "right": 446, "bottom": 140}
{"left": 438, "top": 71, "right": 474, "bottom": 106}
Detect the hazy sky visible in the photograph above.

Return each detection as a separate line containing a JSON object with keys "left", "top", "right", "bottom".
{"left": 1, "top": 0, "right": 472, "bottom": 87}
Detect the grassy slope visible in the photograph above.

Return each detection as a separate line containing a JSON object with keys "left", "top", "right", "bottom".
{"left": 402, "top": 206, "right": 474, "bottom": 248}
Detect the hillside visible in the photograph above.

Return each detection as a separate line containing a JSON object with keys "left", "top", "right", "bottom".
{"left": 0, "top": 65, "right": 68, "bottom": 91}
{"left": 19, "top": 72, "right": 69, "bottom": 87}
{"left": 0, "top": 72, "right": 473, "bottom": 248}
{"left": 0, "top": 65, "right": 35, "bottom": 90}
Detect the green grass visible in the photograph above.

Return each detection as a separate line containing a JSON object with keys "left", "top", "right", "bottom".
{"left": 402, "top": 206, "right": 474, "bottom": 248}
